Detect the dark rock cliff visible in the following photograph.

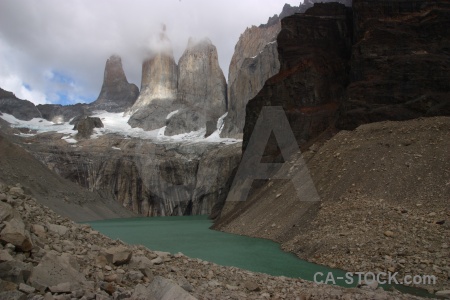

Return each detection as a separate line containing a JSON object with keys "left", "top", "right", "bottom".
{"left": 221, "top": 1, "right": 353, "bottom": 139}
{"left": 243, "top": 3, "right": 353, "bottom": 160}
{"left": 242, "top": 1, "right": 450, "bottom": 160}
{"left": 340, "top": 0, "right": 450, "bottom": 129}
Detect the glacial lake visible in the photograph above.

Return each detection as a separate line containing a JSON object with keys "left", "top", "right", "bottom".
{"left": 88, "top": 215, "right": 433, "bottom": 297}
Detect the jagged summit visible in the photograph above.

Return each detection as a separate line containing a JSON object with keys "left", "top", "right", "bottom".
{"left": 127, "top": 33, "right": 227, "bottom": 135}
{"left": 90, "top": 55, "right": 139, "bottom": 113}
{"left": 103, "top": 55, "right": 128, "bottom": 84}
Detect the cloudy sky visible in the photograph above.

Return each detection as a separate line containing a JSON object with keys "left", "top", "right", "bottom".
{"left": 0, "top": 0, "right": 300, "bottom": 105}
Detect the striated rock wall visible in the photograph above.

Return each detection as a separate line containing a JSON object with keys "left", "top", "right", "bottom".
{"left": 27, "top": 136, "right": 241, "bottom": 216}
{"left": 90, "top": 55, "right": 139, "bottom": 113}
{"left": 165, "top": 38, "right": 227, "bottom": 136}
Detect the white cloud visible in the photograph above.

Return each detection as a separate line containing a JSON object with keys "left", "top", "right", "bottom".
{"left": 0, "top": 74, "right": 48, "bottom": 105}
{"left": 0, "top": 0, "right": 301, "bottom": 105}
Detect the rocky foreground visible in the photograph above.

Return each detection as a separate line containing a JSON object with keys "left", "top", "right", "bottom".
{"left": 0, "top": 183, "right": 430, "bottom": 300}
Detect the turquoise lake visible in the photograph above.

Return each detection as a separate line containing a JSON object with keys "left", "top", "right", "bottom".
{"left": 88, "top": 215, "right": 433, "bottom": 297}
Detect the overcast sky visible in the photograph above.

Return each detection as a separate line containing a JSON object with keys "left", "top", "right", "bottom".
{"left": 0, "top": 0, "right": 300, "bottom": 105}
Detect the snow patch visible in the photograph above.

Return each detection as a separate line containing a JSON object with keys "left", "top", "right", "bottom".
{"left": 166, "top": 110, "right": 179, "bottom": 120}
{"left": 0, "top": 111, "right": 241, "bottom": 145}
{"left": 62, "top": 136, "right": 77, "bottom": 144}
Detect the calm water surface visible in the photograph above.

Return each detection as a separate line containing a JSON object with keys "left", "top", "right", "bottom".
{"left": 88, "top": 215, "right": 433, "bottom": 297}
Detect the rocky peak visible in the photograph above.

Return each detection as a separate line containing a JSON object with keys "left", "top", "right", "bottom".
{"left": 90, "top": 55, "right": 139, "bottom": 113}
{"left": 132, "top": 32, "right": 178, "bottom": 111}
{"left": 104, "top": 55, "right": 128, "bottom": 85}
{"left": 164, "top": 37, "right": 227, "bottom": 136}
{"left": 127, "top": 31, "right": 179, "bottom": 131}
{"left": 177, "top": 37, "right": 226, "bottom": 112}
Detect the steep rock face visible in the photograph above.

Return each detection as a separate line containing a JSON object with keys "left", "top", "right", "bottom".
{"left": 128, "top": 33, "right": 179, "bottom": 131}
{"left": 339, "top": 0, "right": 450, "bottom": 129}
{"left": 221, "top": 1, "right": 352, "bottom": 138}
{"left": 0, "top": 88, "right": 42, "bottom": 121}
{"left": 221, "top": 23, "right": 281, "bottom": 138}
{"left": 90, "top": 55, "right": 139, "bottom": 113}
{"left": 243, "top": 3, "right": 353, "bottom": 159}
{"left": 27, "top": 135, "right": 241, "bottom": 216}
{"left": 165, "top": 38, "right": 227, "bottom": 136}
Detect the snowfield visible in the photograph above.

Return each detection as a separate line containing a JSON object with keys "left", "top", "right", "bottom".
{"left": 0, "top": 111, "right": 240, "bottom": 145}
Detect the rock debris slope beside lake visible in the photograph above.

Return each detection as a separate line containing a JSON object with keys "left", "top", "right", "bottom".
{"left": 165, "top": 38, "right": 227, "bottom": 136}
{"left": 90, "top": 55, "right": 139, "bottom": 113}
{"left": 0, "top": 183, "right": 427, "bottom": 300}
{"left": 215, "top": 116, "right": 450, "bottom": 294}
